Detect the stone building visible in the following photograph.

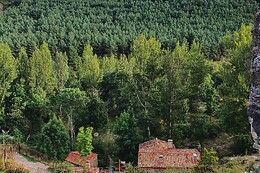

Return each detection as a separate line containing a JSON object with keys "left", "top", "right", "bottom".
{"left": 138, "top": 138, "right": 200, "bottom": 173}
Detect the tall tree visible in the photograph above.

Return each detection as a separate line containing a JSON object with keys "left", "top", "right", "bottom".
{"left": 113, "top": 111, "right": 140, "bottom": 163}
{"left": 54, "top": 51, "right": 69, "bottom": 91}
{"left": 86, "top": 94, "right": 108, "bottom": 130}
{"left": 28, "top": 42, "right": 57, "bottom": 95}
{"left": 17, "top": 47, "right": 29, "bottom": 83}
{"left": 162, "top": 42, "right": 189, "bottom": 139}
{"left": 54, "top": 88, "right": 89, "bottom": 147}
{"left": 0, "top": 43, "right": 18, "bottom": 106}
{"left": 218, "top": 24, "right": 252, "bottom": 134}
{"left": 74, "top": 43, "right": 101, "bottom": 90}
{"left": 186, "top": 41, "right": 211, "bottom": 112}
{"left": 0, "top": 43, "right": 18, "bottom": 128}
{"left": 76, "top": 126, "right": 94, "bottom": 173}
{"left": 129, "top": 35, "right": 163, "bottom": 139}
{"left": 38, "top": 115, "right": 70, "bottom": 160}
{"left": 5, "top": 47, "right": 30, "bottom": 128}
{"left": 76, "top": 126, "right": 94, "bottom": 156}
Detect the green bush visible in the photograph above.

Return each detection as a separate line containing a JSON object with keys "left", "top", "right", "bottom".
{"left": 213, "top": 160, "right": 248, "bottom": 173}
{"left": 164, "top": 168, "right": 193, "bottom": 173}
{"left": 231, "top": 134, "right": 253, "bottom": 155}
{"left": 48, "top": 162, "right": 73, "bottom": 173}
{"left": 123, "top": 163, "right": 142, "bottom": 173}
{"left": 194, "top": 148, "right": 219, "bottom": 173}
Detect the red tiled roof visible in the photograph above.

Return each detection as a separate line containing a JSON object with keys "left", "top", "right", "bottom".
{"left": 65, "top": 151, "right": 97, "bottom": 166}
{"left": 139, "top": 138, "right": 175, "bottom": 152}
{"left": 138, "top": 139, "right": 200, "bottom": 168}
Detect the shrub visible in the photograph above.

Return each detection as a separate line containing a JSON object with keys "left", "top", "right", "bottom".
{"left": 123, "top": 163, "right": 142, "bottom": 173}
{"left": 194, "top": 148, "right": 219, "bottom": 173}
{"left": 2, "top": 159, "right": 29, "bottom": 173}
{"left": 48, "top": 162, "right": 73, "bottom": 173}
{"left": 213, "top": 160, "right": 248, "bottom": 173}
{"left": 164, "top": 168, "right": 193, "bottom": 173}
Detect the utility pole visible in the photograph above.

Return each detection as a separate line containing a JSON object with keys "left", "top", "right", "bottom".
{"left": 2, "top": 129, "right": 5, "bottom": 169}
{"left": 118, "top": 159, "right": 121, "bottom": 173}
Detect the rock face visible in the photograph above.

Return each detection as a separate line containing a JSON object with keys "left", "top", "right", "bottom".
{"left": 247, "top": 12, "right": 260, "bottom": 150}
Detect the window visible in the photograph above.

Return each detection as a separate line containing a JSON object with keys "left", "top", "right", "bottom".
{"left": 159, "top": 155, "right": 163, "bottom": 162}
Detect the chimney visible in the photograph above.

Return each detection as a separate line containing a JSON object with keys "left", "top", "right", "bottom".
{"left": 192, "top": 153, "right": 198, "bottom": 163}
{"left": 168, "top": 139, "right": 173, "bottom": 149}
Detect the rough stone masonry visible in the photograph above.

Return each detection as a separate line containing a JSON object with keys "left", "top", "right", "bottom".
{"left": 247, "top": 12, "right": 260, "bottom": 150}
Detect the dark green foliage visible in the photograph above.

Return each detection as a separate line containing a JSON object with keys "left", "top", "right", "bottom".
{"left": 218, "top": 24, "right": 251, "bottom": 134}
{"left": 92, "top": 130, "right": 116, "bottom": 167}
{"left": 195, "top": 148, "right": 219, "bottom": 173}
{"left": 53, "top": 88, "right": 89, "bottom": 130}
{"left": 86, "top": 94, "right": 108, "bottom": 130}
{"left": 0, "top": 15, "right": 257, "bottom": 165}
{"left": 190, "top": 114, "right": 221, "bottom": 141}
{"left": 11, "top": 127, "right": 23, "bottom": 144}
{"left": 231, "top": 134, "right": 254, "bottom": 155}
{"left": 0, "top": 0, "right": 257, "bottom": 58}
{"left": 113, "top": 111, "right": 141, "bottom": 163}
{"left": 37, "top": 115, "right": 70, "bottom": 160}
{"left": 4, "top": 82, "right": 29, "bottom": 131}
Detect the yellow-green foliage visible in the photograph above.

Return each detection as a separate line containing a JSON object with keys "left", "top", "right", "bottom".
{"left": 213, "top": 160, "right": 248, "bottom": 173}
{"left": 48, "top": 162, "right": 73, "bottom": 173}
{"left": 0, "top": 158, "right": 29, "bottom": 173}
{"left": 123, "top": 163, "right": 142, "bottom": 173}
{"left": 163, "top": 168, "right": 193, "bottom": 173}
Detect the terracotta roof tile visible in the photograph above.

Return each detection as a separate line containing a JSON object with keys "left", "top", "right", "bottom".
{"left": 65, "top": 151, "right": 97, "bottom": 167}
{"left": 138, "top": 139, "right": 200, "bottom": 168}
{"left": 139, "top": 138, "right": 175, "bottom": 152}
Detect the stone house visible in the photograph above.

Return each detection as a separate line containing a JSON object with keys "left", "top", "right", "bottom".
{"left": 138, "top": 138, "right": 200, "bottom": 173}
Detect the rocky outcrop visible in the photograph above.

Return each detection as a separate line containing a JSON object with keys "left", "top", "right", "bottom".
{"left": 247, "top": 12, "right": 260, "bottom": 150}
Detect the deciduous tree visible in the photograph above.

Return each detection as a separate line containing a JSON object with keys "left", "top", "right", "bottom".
{"left": 113, "top": 111, "right": 140, "bottom": 163}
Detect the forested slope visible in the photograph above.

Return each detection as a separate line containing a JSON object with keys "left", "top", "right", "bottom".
{"left": 0, "top": 0, "right": 258, "bottom": 58}
{"left": 0, "top": 0, "right": 259, "bottom": 167}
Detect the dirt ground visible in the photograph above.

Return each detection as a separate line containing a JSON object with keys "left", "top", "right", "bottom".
{"left": 13, "top": 152, "right": 49, "bottom": 173}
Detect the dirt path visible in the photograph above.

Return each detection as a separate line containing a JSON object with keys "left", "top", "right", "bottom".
{"left": 13, "top": 152, "right": 49, "bottom": 173}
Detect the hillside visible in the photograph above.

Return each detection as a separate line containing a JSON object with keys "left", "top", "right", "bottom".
{"left": 0, "top": 0, "right": 259, "bottom": 170}
{"left": 0, "top": 0, "right": 258, "bottom": 58}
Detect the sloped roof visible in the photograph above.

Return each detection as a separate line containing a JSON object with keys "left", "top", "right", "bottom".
{"left": 65, "top": 151, "right": 97, "bottom": 166}
{"left": 139, "top": 138, "right": 175, "bottom": 152}
{"left": 138, "top": 139, "right": 200, "bottom": 168}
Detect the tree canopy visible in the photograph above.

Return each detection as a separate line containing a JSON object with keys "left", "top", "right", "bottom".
{"left": 0, "top": 0, "right": 257, "bottom": 59}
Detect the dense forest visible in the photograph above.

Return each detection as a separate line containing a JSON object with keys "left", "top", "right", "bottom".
{"left": 0, "top": 0, "right": 258, "bottom": 58}
{"left": 0, "top": 0, "right": 259, "bottom": 168}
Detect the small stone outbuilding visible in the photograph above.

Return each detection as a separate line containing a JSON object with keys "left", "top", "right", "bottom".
{"left": 65, "top": 151, "right": 99, "bottom": 173}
